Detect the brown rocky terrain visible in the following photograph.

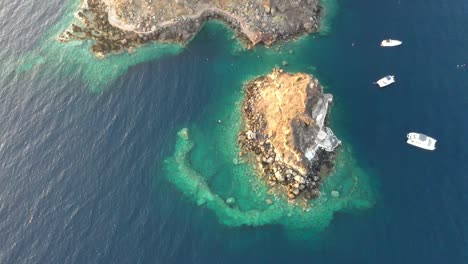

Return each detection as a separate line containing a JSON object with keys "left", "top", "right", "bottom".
{"left": 58, "top": 0, "right": 322, "bottom": 57}
{"left": 238, "top": 68, "right": 340, "bottom": 200}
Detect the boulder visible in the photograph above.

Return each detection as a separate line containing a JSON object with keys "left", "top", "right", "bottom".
{"left": 331, "top": 191, "right": 340, "bottom": 198}
{"left": 294, "top": 175, "right": 305, "bottom": 184}
{"left": 304, "top": 22, "right": 314, "bottom": 32}
{"left": 274, "top": 171, "right": 285, "bottom": 182}
{"left": 226, "top": 197, "right": 236, "bottom": 205}
{"left": 246, "top": 130, "right": 256, "bottom": 140}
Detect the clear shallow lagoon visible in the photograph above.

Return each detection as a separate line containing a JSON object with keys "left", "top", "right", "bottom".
{"left": 1, "top": 0, "right": 468, "bottom": 263}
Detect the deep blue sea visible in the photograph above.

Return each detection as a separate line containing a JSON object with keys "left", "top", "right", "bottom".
{"left": 1, "top": 0, "right": 468, "bottom": 263}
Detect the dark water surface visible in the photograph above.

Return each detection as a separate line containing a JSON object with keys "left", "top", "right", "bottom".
{"left": 1, "top": 0, "right": 468, "bottom": 263}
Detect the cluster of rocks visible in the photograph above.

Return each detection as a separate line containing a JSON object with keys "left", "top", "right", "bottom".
{"left": 59, "top": 0, "right": 323, "bottom": 57}
{"left": 239, "top": 130, "right": 328, "bottom": 200}
{"left": 58, "top": 0, "right": 198, "bottom": 57}
{"left": 238, "top": 69, "right": 339, "bottom": 201}
{"left": 229, "top": 0, "right": 322, "bottom": 44}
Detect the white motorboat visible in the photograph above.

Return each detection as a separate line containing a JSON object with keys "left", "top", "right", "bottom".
{"left": 381, "top": 39, "right": 402, "bottom": 47}
{"left": 375, "top": 75, "right": 395, "bottom": 88}
{"left": 406, "top": 132, "right": 437, "bottom": 151}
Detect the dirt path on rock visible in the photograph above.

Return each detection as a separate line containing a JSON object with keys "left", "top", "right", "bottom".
{"left": 105, "top": 1, "right": 261, "bottom": 45}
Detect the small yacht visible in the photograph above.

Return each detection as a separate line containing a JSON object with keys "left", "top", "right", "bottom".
{"left": 406, "top": 132, "right": 437, "bottom": 150}
{"left": 375, "top": 75, "right": 395, "bottom": 88}
{"left": 381, "top": 39, "right": 402, "bottom": 47}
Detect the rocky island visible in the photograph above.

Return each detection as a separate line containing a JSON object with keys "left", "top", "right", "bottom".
{"left": 59, "top": 0, "right": 322, "bottom": 57}
{"left": 238, "top": 68, "right": 340, "bottom": 201}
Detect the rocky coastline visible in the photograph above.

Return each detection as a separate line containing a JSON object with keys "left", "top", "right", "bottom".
{"left": 238, "top": 68, "right": 340, "bottom": 201}
{"left": 59, "top": 0, "right": 322, "bottom": 57}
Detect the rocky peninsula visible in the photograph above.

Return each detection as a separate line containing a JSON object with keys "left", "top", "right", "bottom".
{"left": 238, "top": 68, "right": 340, "bottom": 201}
{"left": 59, "top": 0, "right": 322, "bottom": 57}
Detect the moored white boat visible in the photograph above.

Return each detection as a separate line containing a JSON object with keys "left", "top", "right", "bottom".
{"left": 381, "top": 39, "right": 402, "bottom": 47}
{"left": 375, "top": 75, "right": 395, "bottom": 88}
{"left": 406, "top": 132, "right": 437, "bottom": 150}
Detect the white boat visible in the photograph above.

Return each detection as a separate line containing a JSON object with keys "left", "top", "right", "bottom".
{"left": 406, "top": 132, "right": 437, "bottom": 151}
{"left": 381, "top": 39, "right": 402, "bottom": 47}
{"left": 375, "top": 75, "right": 395, "bottom": 88}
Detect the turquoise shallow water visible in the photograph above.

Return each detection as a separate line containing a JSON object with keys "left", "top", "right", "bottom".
{"left": 22, "top": 0, "right": 376, "bottom": 229}
{"left": 2, "top": 0, "right": 468, "bottom": 262}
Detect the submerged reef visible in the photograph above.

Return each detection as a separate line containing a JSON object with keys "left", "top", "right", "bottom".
{"left": 59, "top": 0, "right": 322, "bottom": 57}
{"left": 163, "top": 71, "right": 375, "bottom": 229}
{"left": 238, "top": 68, "right": 340, "bottom": 201}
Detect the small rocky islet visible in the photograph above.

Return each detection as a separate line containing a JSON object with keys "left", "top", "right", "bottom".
{"left": 238, "top": 68, "right": 340, "bottom": 201}
{"left": 58, "top": 0, "right": 322, "bottom": 57}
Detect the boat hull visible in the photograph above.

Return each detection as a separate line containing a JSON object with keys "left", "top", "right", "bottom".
{"left": 381, "top": 40, "right": 402, "bottom": 47}
{"left": 406, "top": 133, "right": 437, "bottom": 150}
{"left": 376, "top": 75, "right": 395, "bottom": 88}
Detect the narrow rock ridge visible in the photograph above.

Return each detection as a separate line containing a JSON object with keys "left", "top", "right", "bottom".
{"left": 238, "top": 68, "right": 340, "bottom": 201}
{"left": 58, "top": 0, "right": 322, "bottom": 57}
